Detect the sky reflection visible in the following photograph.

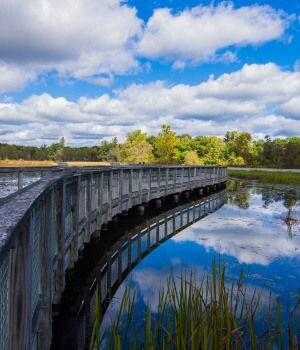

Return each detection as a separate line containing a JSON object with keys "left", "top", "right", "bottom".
{"left": 103, "top": 181, "right": 300, "bottom": 335}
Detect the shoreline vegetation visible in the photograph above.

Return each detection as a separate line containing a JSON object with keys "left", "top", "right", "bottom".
{"left": 90, "top": 260, "right": 300, "bottom": 350}
{"left": 228, "top": 169, "right": 300, "bottom": 185}
{"left": 0, "top": 128, "right": 299, "bottom": 169}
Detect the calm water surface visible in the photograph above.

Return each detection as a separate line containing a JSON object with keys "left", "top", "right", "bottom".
{"left": 0, "top": 172, "right": 41, "bottom": 198}
{"left": 102, "top": 180, "right": 300, "bottom": 344}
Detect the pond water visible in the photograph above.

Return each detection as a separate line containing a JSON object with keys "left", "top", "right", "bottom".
{"left": 100, "top": 179, "right": 300, "bottom": 348}
{"left": 0, "top": 172, "right": 41, "bottom": 198}
{"left": 51, "top": 180, "right": 300, "bottom": 349}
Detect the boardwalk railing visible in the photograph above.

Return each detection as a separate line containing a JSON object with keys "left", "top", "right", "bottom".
{"left": 0, "top": 167, "right": 65, "bottom": 198}
{"left": 0, "top": 165, "right": 227, "bottom": 350}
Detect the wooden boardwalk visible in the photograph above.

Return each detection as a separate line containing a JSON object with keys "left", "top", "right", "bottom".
{"left": 0, "top": 165, "right": 227, "bottom": 350}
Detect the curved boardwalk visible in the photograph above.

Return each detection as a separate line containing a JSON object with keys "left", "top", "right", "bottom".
{"left": 0, "top": 165, "right": 227, "bottom": 350}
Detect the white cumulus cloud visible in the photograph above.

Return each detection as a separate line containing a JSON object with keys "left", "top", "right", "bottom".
{"left": 0, "top": 63, "right": 299, "bottom": 145}
{"left": 0, "top": 0, "right": 142, "bottom": 91}
{"left": 138, "top": 2, "right": 292, "bottom": 65}
{"left": 0, "top": 1, "right": 294, "bottom": 93}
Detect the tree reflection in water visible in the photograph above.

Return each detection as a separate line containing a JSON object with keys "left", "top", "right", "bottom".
{"left": 227, "top": 179, "right": 300, "bottom": 238}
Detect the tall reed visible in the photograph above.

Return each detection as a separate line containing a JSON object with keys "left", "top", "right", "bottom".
{"left": 90, "top": 259, "right": 300, "bottom": 349}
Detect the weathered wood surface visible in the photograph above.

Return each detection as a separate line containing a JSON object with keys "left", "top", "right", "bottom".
{"left": 0, "top": 166, "right": 67, "bottom": 197}
{"left": 8, "top": 225, "right": 30, "bottom": 350}
{"left": 0, "top": 165, "right": 227, "bottom": 350}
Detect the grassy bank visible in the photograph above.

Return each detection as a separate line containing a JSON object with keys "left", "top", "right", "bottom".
{"left": 0, "top": 159, "right": 57, "bottom": 167}
{"left": 228, "top": 169, "right": 300, "bottom": 185}
{"left": 0, "top": 160, "right": 110, "bottom": 167}
{"left": 66, "top": 161, "right": 109, "bottom": 167}
{"left": 90, "top": 260, "right": 300, "bottom": 350}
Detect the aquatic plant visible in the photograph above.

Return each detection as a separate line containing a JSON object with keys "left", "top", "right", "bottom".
{"left": 89, "top": 259, "right": 300, "bottom": 349}
{"left": 228, "top": 169, "right": 300, "bottom": 185}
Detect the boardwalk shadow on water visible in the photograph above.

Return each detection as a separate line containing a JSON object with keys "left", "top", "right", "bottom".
{"left": 51, "top": 188, "right": 227, "bottom": 350}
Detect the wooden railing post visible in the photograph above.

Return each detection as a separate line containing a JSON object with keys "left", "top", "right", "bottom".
{"left": 119, "top": 169, "right": 123, "bottom": 212}
{"left": 139, "top": 168, "right": 142, "bottom": 203}
{"left": 18, "top": 171, "right": 24, "bottom": 190}
{"left": 129, "top": 169, "right": 133, "bottom": 208}
{"left": 108, "top": 171, "right": 113, "bottom": 221}
{"left": 8, "top": 222, "right": 31, "bottom": 350}
{"left": 61, "top": 180, "right": 66, "bottom": 292}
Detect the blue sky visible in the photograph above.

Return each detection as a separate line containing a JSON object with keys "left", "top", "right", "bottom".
{"left": 0, "top": 0, "right": 299, "bottom": 146}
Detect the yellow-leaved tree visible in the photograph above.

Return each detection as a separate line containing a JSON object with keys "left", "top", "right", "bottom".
{"left": 119, "top": 130, "right": 153, "bottom": 164}
{"left": 153, "top": 125, "right": 180, "bottom": 164}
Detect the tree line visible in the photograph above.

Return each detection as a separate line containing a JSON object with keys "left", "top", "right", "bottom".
{"left": 0, "top": 126, "right": 299, "bottom": 168}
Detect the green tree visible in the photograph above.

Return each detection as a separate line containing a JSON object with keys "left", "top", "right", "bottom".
{"left": 176, "top": 134, "right": 197, "bottom": 162}
{"left": 48, "top": 137, "right": 65, "bottom": 162}
{"left": 98, "top": 137, "right": 118, "bottom": 162}
{"left": 262, "top": 136, "right": 286, "bottom": 168}
{"left": 153, "top": 125, "right": 180, "bottom": 163}
{"left": 284, "top": 138, "right": 300, "bottom": 168}
{"left": 252, "top": 139, "right": 264, "bottom": 167}
{"left": 119, "top": 130, "right": 153, "bottom": 163}
{"left": 184, "top": 150, "right": 203, "bottom": 165}
{"left": 224, "top": 131, "right": 253, "bottom": 166}
{"left": 195, "top": 136, "right": 225, "bottom": 165}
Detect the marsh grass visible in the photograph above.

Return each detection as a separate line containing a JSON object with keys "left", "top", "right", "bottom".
{"left": 65, "top": 161, "right": 110, "bottom": 167}
{"left": 0, "top": 159, "right": 56, "bottom": 167}
{"left": 0, "top": 160, "right": 110, "bottom": 167}
{"left": 89, "top": 259, "right": 300, "bottom": 349}
{"left": 228, "top": 169, "right": 300, "bottom": 185}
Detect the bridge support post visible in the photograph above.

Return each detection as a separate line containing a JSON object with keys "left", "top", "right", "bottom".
{"left": 137, "top": 205, "right": 145, "bottom": 215}
{"left": 155, "top": 199, "right": 162, "bottom": 208}
{"left": 92, "top": 229, "right": 101, "bottom": 238}
{"left": 173, "top": 194, "right": 179, "bottom": 203}
{"left": 101, "top": 222, "right": 108, "bottom": 231}
{"left": 184, "top": 191, "right": 190, "bottom": 199}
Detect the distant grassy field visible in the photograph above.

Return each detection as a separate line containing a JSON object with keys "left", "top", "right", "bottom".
{"left": 66, "top": 161, "right": 110, "bottom": 167}
{"left": 0, "top": 160, "right": 57, "bottom": 167}
{"left": 228, "top": 169, "right": 300, "bottom": 185}
{"left": 0, "top": 160, "right": 111, "bottom": 168}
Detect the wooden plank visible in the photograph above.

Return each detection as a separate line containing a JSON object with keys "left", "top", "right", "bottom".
{"left": 129, "top": 169, "right": 133, "bottom": 209}
{"left": 8, "top": 224, "right": 31, "bottom": 350}
{"left": 18, "top": 171, "right": 24, "bottom": 190}
{"left": 53, "top": 182, "right": 64, "bottom": 304}
{"left": 108, "top": 171, "right": 113, "bottom": 221}
{"left": 86, "top": 174, "right": 92, "bottom": 236}
{"left": 37, "top": 194, "right": 52, "bottom": 350}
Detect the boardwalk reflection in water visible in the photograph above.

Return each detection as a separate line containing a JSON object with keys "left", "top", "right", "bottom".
{"left": 51, "top": 188, "right": 227, "bottom": 350}
{"left": 100, "top": 181, "right": 300, "bottom": 349}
